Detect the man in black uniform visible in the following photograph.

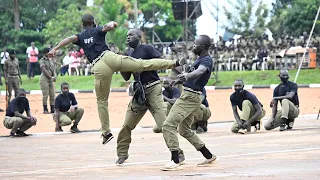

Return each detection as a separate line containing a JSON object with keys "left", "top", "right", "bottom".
{"left": 161, "top": 35, "right": 218, "bottom": 171}
{"left": 230, "top": 79, "right": 265, "bottom": 134}
{"left": 116, "top": 29, "right": 185, "bottom": 165}
{"left": 49, "top": 14, "right": 186, "bottom": 145}
{"left": 265, "top": 69, "right": 299, "bottom": 131}
{"left": 3, "top": 88, "right": 37, "bottom": 137}
{"left": 54, "top": 82, "right": 84, "bottom": 132}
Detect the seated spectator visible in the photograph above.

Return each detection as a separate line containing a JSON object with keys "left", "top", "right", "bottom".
{"left": 3, "top": 88, "right": 37, "bottom": 137}
{"left": 61, "top": 52, "right": 74, "bottom": 76}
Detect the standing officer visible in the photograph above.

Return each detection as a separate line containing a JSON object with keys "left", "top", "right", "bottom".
{"left": 116, "top": 29, "right": 185, "bottom": 165}
{"left": 49, "top": 14, "right": 185, "bottom": 145}
{"left": 39, "top": 47, "right": 56, "bottom": 114}
{"left": 4, "top": 88, "right": 37, "bottom": 137}
{"left": 4, "top": 50, "right": 22, "bottom": 102}
{"left": 230, "top": 79, "right": 265, "bottom": 134}
{"left": 54, "top": 82, "right": 84, "bottom": 133}
{"left": 168, "top": 43, "right": 184, "bottom": 93}
{"left": 161, "top": 35, "right": 218, "bottom": 171}
{"left": 264, "top": 69, "right": 299, "bottom": 131}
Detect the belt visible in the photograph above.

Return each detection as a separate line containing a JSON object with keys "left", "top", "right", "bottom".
{"left": 91, "top": 50, "right": 109, "bottom": 66}
{"left": 144, "top": 80, "right": 160, "bottom": 88}
{"left": 8, "top": 75, "right": 18, "bottom": 78}
{"left": 183, "top": 87, "right": 202, "bottom": 95}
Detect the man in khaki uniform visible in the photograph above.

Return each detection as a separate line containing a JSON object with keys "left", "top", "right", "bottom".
{"left": 169, "top": 43, "right": 184, "bottom": 93}
{"left": 49, "top": 14, "right": 186, "bottom": 145}
{"left": 4, "top": 89, "right": 37, "bottom": 137}
{"left": 161, "top": 35, "right": 217, "bottom": 171}
{"left": 4, "top": 50, "right": 22, "bottom": 102}
{"left": 39, "top": 47, "right": 56, "bottom": 114}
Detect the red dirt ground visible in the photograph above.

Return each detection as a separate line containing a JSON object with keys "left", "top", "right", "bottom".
{"left": 0, "top": 88, "right": 319, "bottom": 135}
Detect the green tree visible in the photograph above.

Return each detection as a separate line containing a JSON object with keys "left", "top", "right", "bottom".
{"left": 43, "top": 4, "right": 84, "bottom": 47}
{"left": 223, "top": 0, "right": 269, "bottom": 37}
{"left": 284, "top": 0, "right": 320, "bottom": 35}
{"left": 130, "top": 0, "right": 184, "bottom": 42}
{"left": 99, "top": 0, "right": 129, "bottom": 51}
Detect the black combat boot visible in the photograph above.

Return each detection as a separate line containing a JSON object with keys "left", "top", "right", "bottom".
{"left": 70, "top": 123, "right": 81, "bottom": 133}
{"left": 43, "top": 105, "right": 50, "bottom": 114}
{"left": 50, "top": 105, "right": 55, "bottom": 113}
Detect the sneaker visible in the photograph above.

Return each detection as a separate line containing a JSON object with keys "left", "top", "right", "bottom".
{"left": 196, "top": 127, "right": 205, "bottom": 134}
{"left": 116, "top": 156, "right": 128, "bottom": 166}
{"left": 102, "top": 132, "right": 114, "bottom": 145}
{"left": 279, "top": 124, "right": 286, "bottom": 131}
{"left": 160, "top": 161, "right": 182, "bottom": 171}
{"left": 254, "top": 120, "right": 261, "bottom": 132}
{"left": 197, "top": 155, "right": 219, "bottom": 167}
{"left": 179, "top": 153, "right": 186, "bottom": 165}
{"left": 70, "top": 125, "right": 81, "bottom": 133}
{"left": 43, "top": 110, "right": 50, "bottom": 114}
{"left": 238, "top": 128, "right": 247, "bottom": 134}
{"left": 16, "top": 131, "right": 29, "bottom": 137}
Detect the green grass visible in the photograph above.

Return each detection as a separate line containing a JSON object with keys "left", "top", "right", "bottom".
{"left": 1, "top": 69, "right": 319, "bottom": 91}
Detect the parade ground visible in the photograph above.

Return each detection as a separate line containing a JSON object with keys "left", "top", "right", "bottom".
{"left": 0, "top": 89, "right": 320, "bottom": 179}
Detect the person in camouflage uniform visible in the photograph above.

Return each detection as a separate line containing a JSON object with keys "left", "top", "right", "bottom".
{"left": 4, "top": 50, "right": 22, "bottom": 102}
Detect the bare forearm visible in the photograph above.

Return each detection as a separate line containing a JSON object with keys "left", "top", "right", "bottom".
{"left": 233, "top": 111, "right": 241, "bottom": 124}
{"left": 272, "top": 104, "right": 278, "bottom": 118}
{"left": 247, "top": 109, "right": 262, "bottom": 123}
{"left": 187, "top": 69, "right": 205, "bottom": 79}
{"left": 26, "top": 111, "right": 31, "bottom": 117}
{"left": 55, "top": 110, "right": 60, "bottom": 124}
{"left": 54, "top": 38, "right": 73, "bottom": 50}
{"left": 14, "top": 112, "right": 29, "bottom": 119}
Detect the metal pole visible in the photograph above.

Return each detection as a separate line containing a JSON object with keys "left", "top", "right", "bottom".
{"left": 215, "top": 0, "right": 219, "bottom": 82}
{"left": 152, "top": 0, "right": 155, "bottom": 44}
{"left": 294, "top": 5, "right": 320, "bottom": 83}
{"left": 134, "top": 0, "right": 138, "bottom": 28}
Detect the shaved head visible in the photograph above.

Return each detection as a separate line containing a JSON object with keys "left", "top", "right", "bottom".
{"left": 127, "top": 29, "right": 142, "bottom": 39}
{"left": 279, "top": 69, "right": 289, "bottom": 78}
{"left": 82, "top": 14, "right": 95, "bottom": 27}
{"left": 198, "top": 35, "right": 211, "bottom": 50}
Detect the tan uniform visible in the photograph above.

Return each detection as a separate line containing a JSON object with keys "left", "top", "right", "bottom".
{"left": 4, "top": 57, "right": 20, "bottom": 102}
{"left": 39, "top": 56, "right": 56, "bottom": 107}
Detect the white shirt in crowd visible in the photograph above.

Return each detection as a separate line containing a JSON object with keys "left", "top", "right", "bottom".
{"left": 62, "top": 55, "right": 75, "bottom": 66}
{"left": 0, "top": 51, "right": 9, "bottom": 65}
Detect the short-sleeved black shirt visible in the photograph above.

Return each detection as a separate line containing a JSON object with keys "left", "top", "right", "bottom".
{"left": 6, "top": 98, "right": 30, "bottom": 117}
{"left": 55, "top": 92, "right": 78, "bottom": 112}
{"left": 273, "top": 81, "right": 299, "bottom": 106}
{"left": 201, "top": 88, "right": 209, "bottom": 107}
{"left": 230, "top": 90, "right": 262, "bottom": 111}
{"left": 128, "top": 44, "right": 161, "bottom": 84}
{"left": 162, "top": 87, "right": 181, "bottom": 100}
{"left": 183, "top": 55, "right": 213, "bottom": 91}
{"left": 74, "top": 26, "right": 110, "bottom": 62}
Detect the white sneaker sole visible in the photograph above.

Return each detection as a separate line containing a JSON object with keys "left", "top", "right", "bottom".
{"left": 197, "top": 157, "right": 220, "bottom": 167}
{"left": 160, "top": 166, "right": 183, "bottom": 171}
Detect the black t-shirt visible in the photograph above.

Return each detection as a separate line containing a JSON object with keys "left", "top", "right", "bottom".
{"left": 162, "top": 87, "right": 181, "bottom": 100}
{"left": 6, "top": 98, "right": 30, "bottom": 117}
{"left": 273, "top": 81, "right": 299, "bottom": 106}
{"left": 183, "top": 55, "right": 213, "bottom": 91}
{"left": 230, "top": 90, "right": 262, "bottom": 111}
{"left": 128, "top": 44, "right": 161, "bottom": 84}
{"left": 201, "top": 88, "right": 209, "bottom": 107}
{"left": 74, "top": 26, "right": 110, "bottom": 62}
{"left": 55, "top": 92, "right": 78, "bottom": 112}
